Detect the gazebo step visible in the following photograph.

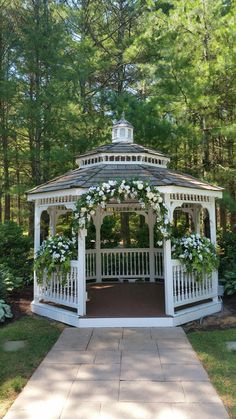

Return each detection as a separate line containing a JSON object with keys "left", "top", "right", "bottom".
{"left": 78, "top": 317, "right": 173, "bottom": 328}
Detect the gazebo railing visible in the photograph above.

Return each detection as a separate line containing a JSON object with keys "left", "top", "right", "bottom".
{"left": 36, "top": 248, "right": 164, "bottom": 307}
{"left": 172, "top": 259, "right": 218, "bottom": 308}
{"left": 37, "top": 260, "right": 78, "bottom": 308}
{"left": 86, "top": 248, "right": 164, "bottom": 280}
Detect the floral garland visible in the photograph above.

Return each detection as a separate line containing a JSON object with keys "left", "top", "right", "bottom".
{"left": 34, "top": 235, "right": 76, "bottom": 284}
{"left": 172, "top": 233, "right": 219, "bottom": 280}
{"left": 73, "top": 179, "right": 171, "bottom": 243}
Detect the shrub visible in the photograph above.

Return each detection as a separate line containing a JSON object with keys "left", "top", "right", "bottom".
{"left": 218, "top": 231, "right": 236, "bottom": 273}
{"left": 222, "top": 269, "right": 236, "bottom": 295}
{"left": 0, "top": 299, "right": 13, "bottom": 323}
{"left": 0, "top": 221, "right": 32, "bottom": 283}
{"left": 0, "top": 265, "right": 23, "bottom": 299}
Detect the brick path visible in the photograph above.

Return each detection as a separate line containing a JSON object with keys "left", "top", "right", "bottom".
{"left": 5, "top": 327, "right": 229, "bottom": 419}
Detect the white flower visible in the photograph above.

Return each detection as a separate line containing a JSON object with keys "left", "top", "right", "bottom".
{"left": 98, "top": 190, "right": 104, "bottom": 196}
{"left": 81, "top": 207, "right": 86, "bottom": 213}
{"left": 137, "top": 183, "right": 144, "bottom": 190}
{"left": 147, "top": 192, "right": 154, "bottom": 200}
{"left": 53, "top": 252, "right": 60, "bottom": 259}
{"left": 157, "top": 241, "right": 163, "bottom": 246}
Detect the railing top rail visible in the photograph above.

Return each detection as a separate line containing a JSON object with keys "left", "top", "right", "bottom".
{"left": 86, "top": 248, "right": 164, "bottom": 254}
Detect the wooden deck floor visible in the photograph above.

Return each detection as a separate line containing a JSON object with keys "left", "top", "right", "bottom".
{"left": 86, "top": 282, "right": 166, "bottom": 318}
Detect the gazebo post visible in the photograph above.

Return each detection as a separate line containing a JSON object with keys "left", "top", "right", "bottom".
{"left": 34, "top": 202, "right": 42, "bottom": 303}
{"left": 77, "top": 228, "right": 87, "bottom": 316}
{"left": 205, "top": 199, "right": 218, "bottom": 301}
{"left": 148, "top": 209, "right": 156, "bottom": 282}
{"left": 93, "top": 209, "right": 102, "bottom": 283}
{"left": 48, "top": 207, "right": 57, "bottom": 236}
{"left": 163, "top": 195, "right": 174, "bottom": 316}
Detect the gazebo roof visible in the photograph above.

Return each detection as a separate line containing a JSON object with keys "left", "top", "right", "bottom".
{"left": 27, "top": 117, "right": 223, "bottom": 197}
{"left": 28, "top": 161, "right": 222, "bottom": 195}
{"left": 76, "top": 142, "right": 168, "bottom": 158}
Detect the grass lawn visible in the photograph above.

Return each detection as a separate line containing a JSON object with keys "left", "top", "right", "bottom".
{"left": 188, "top": 328, "right": 236, "bottom": 419}
{"left": 0, "top": 316, "right": 64, "bottom": 418}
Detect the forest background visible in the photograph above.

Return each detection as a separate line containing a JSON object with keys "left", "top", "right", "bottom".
{"left": 0, "top": 0, "right": 236, "bottom": 236}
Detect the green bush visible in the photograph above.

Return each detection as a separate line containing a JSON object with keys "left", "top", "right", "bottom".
{"left": 0, "top": 265, "right": 23, "bottom": 299}
{"left": 218, "top": 231, "right": 236, "bottom": 295}
{"left": 0, "top": 299, "right": 13, "bottom": 323}
{"left": 221, "top": 269, "right": 236, "bottom": 295}
{"left": 0, "top": 221, "right": 32, "bottom": 284}
{"left": 218, "top": 231, "right": 236, "bottom": 274}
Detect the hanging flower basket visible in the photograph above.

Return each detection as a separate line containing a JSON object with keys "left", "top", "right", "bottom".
{"left": 172, "top": 233, "right": 219, "bottom": 281}
{"left": 34, "top": 235, "right": 76, "bottom": 284}
{"left": 73, "top": 179, "right": 171, "bottom": 243}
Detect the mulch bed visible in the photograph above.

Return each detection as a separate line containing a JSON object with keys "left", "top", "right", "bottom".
{"left": 3, "top": 284, "right": 236, "bottom": 331}
{"left": 6, "top": 285, "right": 33, "bottom": 321}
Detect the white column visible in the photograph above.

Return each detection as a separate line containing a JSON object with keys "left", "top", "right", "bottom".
{"left": 148, "top": 210, "right": 155, "bottom": 282}
{"left": 205, "top": 199, "right": 218, "bottom": 301}
{"left": 77, "top": 228, "right": 87, "bottom": 316}
{"left": 34, "top": 203, "right": 42, "bottom": 303}
{"left": 193, "top": 206, "right": 201, "bottom": 234}
{"left": 48, "top": 207, "right": 57, "bottom": 236}
{"left": 163, "top": 195, "right": 174, "bottom": 316}
{"left": 208, "top": 199, "right": 217, "bottom": 244}
{"left": 93, "top": 210, "right": 102, "bottom": 283}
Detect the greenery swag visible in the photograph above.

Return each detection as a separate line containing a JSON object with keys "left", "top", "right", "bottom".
{"left": 172, "top": 234, "right": 219, "bottom": 280}
{"left": 34, "top": 235, "right": 75, "bottom": 284}
{"left": 73, "top": 179, "right": 171, "bottom": 243}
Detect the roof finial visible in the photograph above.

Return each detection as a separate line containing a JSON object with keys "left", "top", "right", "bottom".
{"left": 121, "top": 111, "right": 125, "bottom": 120}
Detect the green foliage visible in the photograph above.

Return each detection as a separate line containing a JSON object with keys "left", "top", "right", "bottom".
{"left": 218, "top": 231, "right": 236, "bottom": 295}
{"left": 0, "top": 265, "right": 23, "bottom": 300}
{"left": 34, "top": 235, "right": 75, "bottom": 284}
{"left": 1, "top": 0, "right": 236, "bottom": 236}
{"left": 0, "top": 222, "right": 32, "bottom": 285}
{"left": 172, "top": 234, "right": 219, "bottom": 280}
{"left": 0, "top": 300, "right": 13, "bottom": 323}
{"left": 218, "top": 231, "right": 236, "bottom": 274}
{"left": 221, "top": 269, "right": 236, "bottom": 296}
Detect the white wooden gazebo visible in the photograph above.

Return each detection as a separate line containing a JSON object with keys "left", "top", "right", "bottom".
{"left": 28, "top": 116, "right": 223, "bottom": 327}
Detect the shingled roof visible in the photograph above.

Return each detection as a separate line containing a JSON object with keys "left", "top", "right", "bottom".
{"left": 76, "top": 142, "right": 168, "bottom": 159}
{"left": 28, "top": 163, "right": 222, "bottom": 195}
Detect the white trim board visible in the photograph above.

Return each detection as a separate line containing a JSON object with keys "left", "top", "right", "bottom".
{"left": 31, "top": 300, "right": 222, "bottom": 328}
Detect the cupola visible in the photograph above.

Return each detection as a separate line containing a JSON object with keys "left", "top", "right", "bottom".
{"left": 112, "top": 112, "right": 134, "bottom": 143}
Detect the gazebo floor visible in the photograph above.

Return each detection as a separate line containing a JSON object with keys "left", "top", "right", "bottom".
{"left": 86, "top": 282, "right": 166, "bottom": 318}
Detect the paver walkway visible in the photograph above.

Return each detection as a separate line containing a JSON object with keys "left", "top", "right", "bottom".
{"left": 5, "top": 327, "right": 228, "bottom": 419}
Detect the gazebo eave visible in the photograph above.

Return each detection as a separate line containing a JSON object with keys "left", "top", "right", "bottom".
{"left": 27, "top": 183, "right": 223, "bottom": 203}
{"left": 27, "top": 187, "right": 87, "bottom": 202}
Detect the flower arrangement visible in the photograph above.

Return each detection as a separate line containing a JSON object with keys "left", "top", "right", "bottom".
{"left": 73, "top": 179, "right": 171, "bottom": 243}
{"left": 172, "top": 233, "right": 219, "bottom": 280}
{"left": 34, "top": 235, "right": 76, "bottom": 284}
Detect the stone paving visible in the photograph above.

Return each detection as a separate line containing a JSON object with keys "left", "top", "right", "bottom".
{"left": 4, "top": 327, "right": 229, "bottom": 419}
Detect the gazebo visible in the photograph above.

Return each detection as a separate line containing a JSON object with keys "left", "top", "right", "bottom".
{"left": 28, "top": 116, "right": 223, "bottom": 327}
